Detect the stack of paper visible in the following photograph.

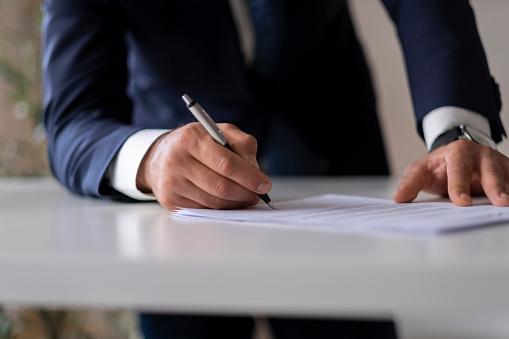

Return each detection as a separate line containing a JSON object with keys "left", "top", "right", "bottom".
{"left": 173, "top": 194, "right": 509, "bottom": 234}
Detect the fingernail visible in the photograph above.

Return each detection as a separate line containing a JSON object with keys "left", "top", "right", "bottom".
{"left": 257, "top": 182, "right": 271, "bottom": 193}
{"left": 397, "top": 183, "right": 406, "bottom": 192}
{"left": 460, "top": 193, "right": 471, "bottom": 201}
{"left": 500, "top": 192, "right": 509, "bottom": 200}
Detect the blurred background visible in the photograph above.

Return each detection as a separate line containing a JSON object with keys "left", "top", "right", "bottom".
{"left": 0, "top": 0, "right": 46, "bottom": 178}
{"left": 0, "top": 0, "right": 508, "bottom": 338}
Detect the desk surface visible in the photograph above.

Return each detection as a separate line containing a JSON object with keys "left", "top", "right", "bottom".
{"left": 1, "top": 177, "right": 509, "bottom": 320}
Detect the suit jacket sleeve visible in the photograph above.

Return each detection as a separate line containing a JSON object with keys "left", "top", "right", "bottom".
{"left": 381, "top": 0, "right": 505, "bottom": 142}
{"left": 42, "top": 0, "right": 143, "bottom": 198}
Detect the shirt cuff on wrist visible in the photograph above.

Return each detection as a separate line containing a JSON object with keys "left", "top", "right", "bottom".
{"left": 110, "top": 129, "right": 169, "bottom": 201}
{"left": 422, "top": 106, "right": 492, "bottom": 151}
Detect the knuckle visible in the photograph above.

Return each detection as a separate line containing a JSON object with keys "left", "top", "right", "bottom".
{"left": 480, "top": 145, "right": 496, "bottom": 158}
{"left": 186, "top": 127, "right": 205, "bottom": 149}
{"left": 217, "top": 155, "right": 234, "bottom": 175}
{"left": 481, "top": 160, "right": 503, "bottom": 175}
{"left": 218, "top": 123, "right": 236, "bottom": 133}
{"left": 484, "top": 164, "right": 500, "bottom": 176}
{"left": 403, "top": 163, "right": 420, "bottom": 177}
{"left": 179, "top": 123, "right": 194, "bottom": 136}
{"left": 245, "top": 134, "right": 258, "bottom": 149}
{"left": 452, "top": 159, "right": 470, "bottom": 172}
{"left": 185, "top": 122, "right": 202, "bottom": 132}
{"left": 214, "top": 180, "right": 231, "bottom": 197}
{"left": 445, "top": 152, "right": 471, "bottom": 171}
{"left": 221, "top": 123, "right": 236, "bottom": 130}
{"left": 235, "top": 134, "right": 258, "bottom": 150}
{"left": 174, "top": 127, "right": 193, "bottom": 148}
{"left": 182, "top": 123, "right": 201, "bottom": 137}
{"left": 449, "top": 139, "right": 472, "bottom": 152}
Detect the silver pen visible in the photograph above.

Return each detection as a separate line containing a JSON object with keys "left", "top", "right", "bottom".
{"left": 182, "top": 94, "right": 276, "bottom": 210}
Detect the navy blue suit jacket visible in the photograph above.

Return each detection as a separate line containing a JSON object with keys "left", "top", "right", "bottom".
{"left": 42, "top": 0, "right": 504, "bottom": 199}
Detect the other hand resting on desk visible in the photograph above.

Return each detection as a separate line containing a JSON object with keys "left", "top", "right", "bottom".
{"left": 394, "top": 140, "right": 509, "bottom": 207}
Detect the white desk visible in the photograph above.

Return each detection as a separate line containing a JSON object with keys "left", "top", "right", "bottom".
{"left": 1, "top": 177, "right": 509, "bottom": 339}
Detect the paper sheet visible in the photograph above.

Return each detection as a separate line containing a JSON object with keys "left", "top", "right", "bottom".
{"left": 173, "top": 194, "right": 509, "bottom": 234}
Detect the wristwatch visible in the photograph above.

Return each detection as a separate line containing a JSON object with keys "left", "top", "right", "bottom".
{"left": 430, "top": 124, "right": 497, "bottom": 152}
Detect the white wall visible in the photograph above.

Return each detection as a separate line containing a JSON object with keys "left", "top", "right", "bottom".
{"left": 350, "top": 0, "right": 509, "bottom": 176}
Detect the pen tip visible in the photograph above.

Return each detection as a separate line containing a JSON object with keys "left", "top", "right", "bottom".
{"left": 267, "top": 202, "right": 278, "bottom": 210}
{"left": 182, "top": 94, "right": 193, "bottom": 106}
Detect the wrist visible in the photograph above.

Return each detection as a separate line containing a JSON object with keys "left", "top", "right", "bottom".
{"left": 136, "top": 132, "right": 169, "bottom": 193}
{"left": 430, "top": 124, "right": 497, "bottom": 152}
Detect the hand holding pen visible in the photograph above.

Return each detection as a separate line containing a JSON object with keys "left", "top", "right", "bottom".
{"left": 135, "top": 96, "right": 274, "bottom": 210}
{"left": 183, "top": 94, "right": 275, "bottom": 209}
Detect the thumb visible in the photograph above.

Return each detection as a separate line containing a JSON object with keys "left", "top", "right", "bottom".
{"left": 393, "top": 164, "right": 431, "bottom": 203}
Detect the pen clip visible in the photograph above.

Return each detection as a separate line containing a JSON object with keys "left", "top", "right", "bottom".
{"left": 199, "top": 108, "right": 228, "bottom": 146}
{"left": 189, "top": 104, "right": 228, "bottom": 146}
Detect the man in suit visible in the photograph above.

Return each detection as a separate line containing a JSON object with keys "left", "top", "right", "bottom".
{"left": 42, "top": 0, "right": 508, "bottom": 338}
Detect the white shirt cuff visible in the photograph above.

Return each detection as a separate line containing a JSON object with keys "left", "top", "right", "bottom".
{"left": 422, "top": 106, "right": 492, "bottom": 150}
{"left": 110, "top": 129, "right": 169, "bottom": 201}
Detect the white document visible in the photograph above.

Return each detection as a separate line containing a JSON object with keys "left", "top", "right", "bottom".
{"left": 173, "top": 194, "right": 509, "bottom": 234}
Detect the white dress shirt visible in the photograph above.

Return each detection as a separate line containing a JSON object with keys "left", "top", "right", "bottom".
{"left": 110, "top": 0, "right": 492, "bottom": 200}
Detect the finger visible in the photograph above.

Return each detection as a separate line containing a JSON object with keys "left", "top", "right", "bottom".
{"left": 479, "top": 151, "right": 509, "bottom": 206}
{"left": 185, "top": 157, "right": 259, "bottom": 202}
{"left": 163, "top": 173, "right": 239, "bottom": 209}
{"left": 219, "top": 123, "right": 259, "bottom": 168}
{"left": 445, "top": 146, "right": 474, "bottom": 206}
{"left": 170, "top": 195, "right": 207, "bottom": 210}
{"left": 153, "top": 152, "right": 257, "bottom": 210}
{"left": 393, "top": 164, "right": 431, "bottom": 203}
{"left": 500, "top": 157, "right": 509, "bottom": 196}
{"left": 179, "top": 179, "right": 258, "bottom": 210}
{"left": 189, "top": 138, "right": 272, "bottom": 194}
{"left": 157, "top": 190, "right": 206, "bottom": 211}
